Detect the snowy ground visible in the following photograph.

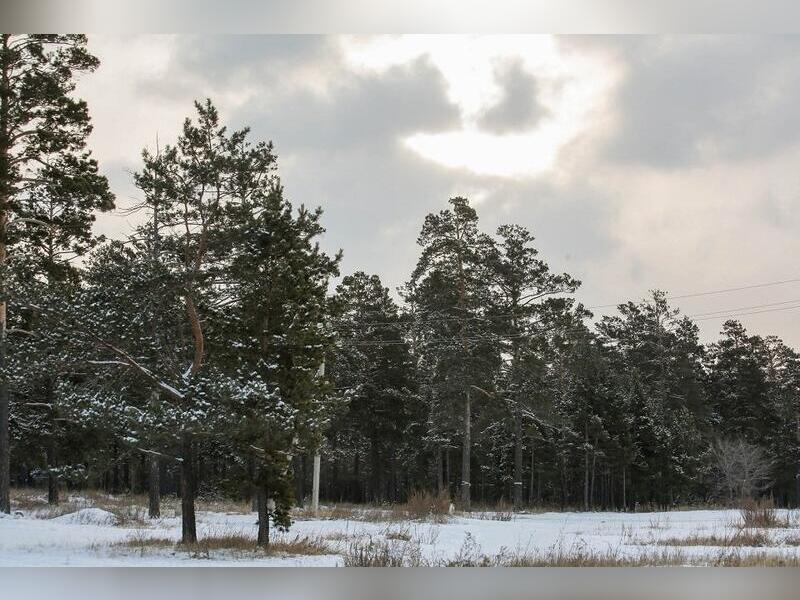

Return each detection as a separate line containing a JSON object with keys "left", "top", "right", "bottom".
{"left": 3, "top": 499, "right": 800, "bottom": 566}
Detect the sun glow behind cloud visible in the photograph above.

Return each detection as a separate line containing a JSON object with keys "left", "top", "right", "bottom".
{"left": 342, "top": 35, "right": 620, "bottom": 178}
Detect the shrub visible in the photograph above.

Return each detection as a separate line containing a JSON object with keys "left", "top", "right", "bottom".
{"left": 738, "top": 498, "right": 789, "bottom": 529}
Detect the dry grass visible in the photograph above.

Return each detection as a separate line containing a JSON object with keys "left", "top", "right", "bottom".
{"left": 322, "top": 530, "right": 361, "bottom": 542}
{"left": 737, "top": 498, "right": 792, "bottom": 529}
{"left": 706, "top": 551, "right": 800, "bottom": 567}
{"left": 342, "top": 535, "right": 424, "bottom": 567}
{"left": 298, "top": 503, "right": 403, "bottom": 523}
{"left": 652, "top": 530, "right": 772, "bottom": 548}
{"left": 341, "top": 533, "right": 693, "bottom": 567}
{"left": 297, "top": 490, "right": 452, "bottom": 524}
{"left": 10, "top": 488, "right": 149, "bottom": 525}
{"left": 115, "top": 529, "right": 332, "bottom": 559}
{"left": 404, "top": 489, "right": 452, "bottom": 522}
{"left": 781, "top": 533, "right": 800, "bottom": 546}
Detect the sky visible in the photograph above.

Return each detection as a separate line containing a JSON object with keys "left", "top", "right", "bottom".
{"left": 76, "top": 34, "right": 800, "bottom": 346}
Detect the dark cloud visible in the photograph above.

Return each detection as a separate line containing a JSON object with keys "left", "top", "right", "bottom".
{"left": 134, "top": 35, "right": 336, "bottom": 102}
{"left": 237, "top": 57, "right": 461, "bottom": 151}
{"left": 595, "top": 36, "right": 800, "bottom": 166}
{"left": 476, "top": 58, "right": 547, "bottom": 134}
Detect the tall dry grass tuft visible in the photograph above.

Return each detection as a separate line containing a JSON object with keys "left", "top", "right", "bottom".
{"left": 404, "top": 489, "right": 451, "bottom": 522}
{"left": 342, "top": 535, "right": 423, "bottom": 567}
{"left": 738, "top": 498, "right": 790, "bottom": 529}
{"left": 652, "top": 530, "right": 772, "bottom": 547}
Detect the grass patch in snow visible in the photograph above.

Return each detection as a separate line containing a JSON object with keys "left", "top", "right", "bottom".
{"left": 735, "top": 498, "right": 796, "bottom": 529}
{"left": 115, "top": 529, "right": 332, "bottom": 559}
{"left": 651, "top": 530, "right": 772, "bottom": 548}
{"left": 296, "top": 490, "right": 453, "bottom": 524}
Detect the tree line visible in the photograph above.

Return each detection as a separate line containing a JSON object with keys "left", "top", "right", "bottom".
{"left": 2, "top": 36, "right": 799, "bottom": 548}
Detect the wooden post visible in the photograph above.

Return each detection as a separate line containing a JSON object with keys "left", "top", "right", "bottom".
{"left": 312, "top": 453, "right": 321, "bottom": 515}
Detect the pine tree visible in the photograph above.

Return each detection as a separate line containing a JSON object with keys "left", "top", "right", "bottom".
{"left": 485, "top": 223, "right": 580, "bottom": 506}
{"left": 327, "top": 272, "right": 418, "bottom": 502}
{"left": 404, "top": 197, "right": 496, "bottom": 509}
{"left": 598, "top": 292, "right": 708, "bottom": 506}
{"left": 212, "top": 157, "right": 340, "bottom": 546}
{"left": 0, "top": 34, "right": 112, "bottom": 513}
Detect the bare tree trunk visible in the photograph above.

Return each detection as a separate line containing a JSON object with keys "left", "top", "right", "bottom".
{"left": 0, "top": 36, "right": 11, "bottom": 516}
{"left": 294, "top": 454, "right": 305, "bottom": 508}
{"left": 513, "top": 408, "right": 523, "bottom": 509}
{"left": 622, "top": 465, "right": 627, "bottom": 511}
{"left": 445, "top": 448, "right": 450, "bottom": 493}
{"left": 461, "top": 389, "right": 471, "bottom": 510}
{"left": 256, "top": 483, "right": 269, "bottom": 547}
{"left": 529, "top": 443, "right": 535, "bottom": 505}
{"left": 148, "top": 455, "right": 161, "bottom": 518}
{"left": 796, "top": 414, "right": 800, "bottom": 507}
{"left": 370, "top": 438, "right": 381, "bottom": 502}
{"left": 435, "top": 447, "right": 443, "bottom": 492}
{"left": 46, "top": 439, "right": 58, "bottom": 505}
{"left": 180, "top": 433, "right": 197, "bottom": 544}
{"left": 583, "top": 427, "right": 589, "bottom": 511}
{"left": 590, "top": 441, "right": 598, "bottom": 510}
{"left": 257, "top": 428, "right": 271, "bottom": 548}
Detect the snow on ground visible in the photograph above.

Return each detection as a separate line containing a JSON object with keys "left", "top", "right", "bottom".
{"left": 2, "top": 504, "right": 800, "bottom": 566}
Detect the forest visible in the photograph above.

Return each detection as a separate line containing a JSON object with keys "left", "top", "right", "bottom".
{"left": 2, "top": 35, "right": 799, "bottom": 549}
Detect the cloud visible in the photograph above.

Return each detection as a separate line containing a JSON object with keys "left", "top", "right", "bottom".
{"left": 77, "top": 34, "right": 800, "bottom": 347}
{"left": 476, "top": 58, "right": 547, "bottom": 134}
{"left": 597, "top": 36, "right": 800, "bottom": 167}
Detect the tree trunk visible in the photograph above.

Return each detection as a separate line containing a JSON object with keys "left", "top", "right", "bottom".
{"left": 148, "top": 455, "right": 161, "bottom": 519}
{"left": 435, "top": 447, "right": 444, "bottom": 492}
{"left": 445, "top": 447, "right": 451, "bottom": 494}
{"left": 590, "top": 442, "right": 598, "bottom": 510}
{"left": 461, "top": 388, "right": 471, "bottom": 510}
{"left": 529, "top": 443, "right": 535, "bottom": 505}
{"left": 111, "top": 440, "right": 120, "bottom": 494}
{"left": 256, "top": 483, "right": 270, "bottom": 548}
{"left": 257, "top": 427, "right": 271, "bottom": 548}
{"left": 180, "top": 433, "right": 197, "bottom": 544}
{"left": 583, "top": 428, "right": 589, "bottom": 511}
{"left": 513, "top": 408, "right": 523, "bottom": 508}
{"left": 796, "top": 414, "right": 800, "bottom": 507}
{"left": 46, "top": 438, "right": 58, "bottom": 505}
{"left": 370, "top": 438, "right": 381, "bottom": 502}
{"left": 622, "top": 465, "right": 627, "bottom": 511}
{"left": 0, "top": 36, "right": 11, "bottom": 516}
{"left": 294, "top": 454, "right": 305, "bottom": 508}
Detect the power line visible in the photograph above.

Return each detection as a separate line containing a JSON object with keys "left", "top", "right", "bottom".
{"left": 687, "top": 298, "right": 800, "bottom": 318}
{"left": 588, "top": 277, "right": 800, "bottom": 310}
{"left": 692, "top": 303, "right": 800, "bottom": 322}
{"left": 331, "top": 276, "right": 800, "bottom": 329}
{"left": 335, "top": 298, "right": 800, "bottom": 347}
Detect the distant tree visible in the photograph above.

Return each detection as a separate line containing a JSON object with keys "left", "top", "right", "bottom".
{"left": 705, "top": 320, "right": 775, "bottom": 443}
{"left": 327, "top": 272, "right": 418, "bottom": 502}
{"left": 711, "top": 438, "right": 773, "bottom": 502}
{"left": 598, "top": 292, "right": 708, "bottom": 507}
